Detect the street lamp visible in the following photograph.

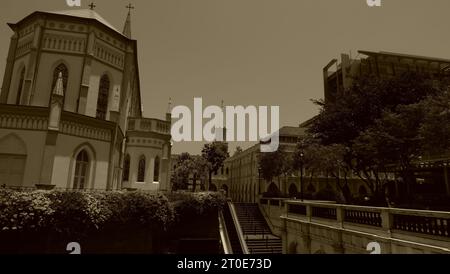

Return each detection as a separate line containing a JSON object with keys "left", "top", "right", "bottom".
{"left": 300, "top": 152, "right": 304, "bottom": 201}
{"left": 258, "top": 167, "right": 262, "bottom": 197}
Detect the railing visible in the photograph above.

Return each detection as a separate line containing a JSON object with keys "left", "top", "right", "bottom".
{"left": 228, "top": 202, "right": 249, "bottom": 254}
{"left": 282, "top": 200, "right": 450, "bottom": 240}
{"left": 345, "top": 209, "right": 382, "bottom": 227}
{"left": 288, "top": 204, "right": 307, "bottom": 216}
{"left": 127, "top": 117, "right": 171, "bottom": 135}
{"left": 392, "top": 210, "right": 450, "bottom": 238}
{"left": 218, "top": 211, "right": 233, "bottom": 254}
{"left": 312, "top": 206, "right": 337, "bottom": 220}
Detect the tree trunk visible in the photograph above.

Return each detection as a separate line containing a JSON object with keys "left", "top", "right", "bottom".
{"left": 192, "top": 174, "right": 197, "bottom": 192}
{"left": 208, "top": 171, "right": 213, "bottom": 191}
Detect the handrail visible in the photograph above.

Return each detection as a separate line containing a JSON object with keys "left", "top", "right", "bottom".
{"left": 218, "top": 210, "right": 233, "bottom": 254}
{"left": 228, "top": 202, "right": 250, "bottom": 254}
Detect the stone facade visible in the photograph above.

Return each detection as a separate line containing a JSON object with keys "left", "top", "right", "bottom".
{"left": 0, "top": 9, "right": 171, "bottom": 191}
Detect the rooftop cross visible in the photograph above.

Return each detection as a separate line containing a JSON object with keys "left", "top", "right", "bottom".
{"left": 126, "top": 3, "right": 135, "bottom": 14}
{"left": 89, "top": 2, "right": 96, "bottom": 10}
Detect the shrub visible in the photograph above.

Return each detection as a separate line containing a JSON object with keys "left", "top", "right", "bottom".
{"left": 121, "top": 191, "right": 174, "bottom": 231}
{"left": 169, "top": 192, "right": 226, "bottom": 223}
{"left": 46, "top": 191, "right": 109, "bottom": 237}
{"left": 0, "top": 189, "right": 54, "bottom": 232}
{"left": 0, "top": 189, "right": 222, "bottom": 240}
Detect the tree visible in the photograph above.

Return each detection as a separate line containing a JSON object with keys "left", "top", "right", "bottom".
{"left": 420, "top": 90, "right": 450, "bottom": 154}
{"left": 352, "top": 91, "right": 450, "bottom": 204}
{"left": 292, "top": 140, "right": 308, "bottom": 200}
{"left": 171, "top": 153, "right": 193, "bottom": 191}
{"left": 294, "top": 141, "right": 352, "bottom": 203}
{"left": 310, "top": 72, "right": 440, "bottom": 204}
{"left": 191, "top": 157, "right": 210, "bottom": 191}
{"left": 201, "top": 142, "right": 229, "bottom": 190}
{"left": 258, "top": 149, "right": 288, "bottom": 196}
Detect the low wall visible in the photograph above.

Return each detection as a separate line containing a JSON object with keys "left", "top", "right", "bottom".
{"left": 260, "top": 198, "right": 450, "bottom": 254}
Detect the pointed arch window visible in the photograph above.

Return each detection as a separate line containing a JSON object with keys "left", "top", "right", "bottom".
{"left": 154, "top": 156, "right": 160, "bottom": 182}
{"left": 52, "top": 63, "right": 68, "bottom": 95}
{"left": 137, "top": 155, "right": 146, "bottom": 182}
{"left": 74, "top": 150, "right": 89, "bottom": 190}
{"left": 96, "top": 74, "right": 110, "bottom": 120}
{"left": 123, "top": 154, "right": 130, "bottom": 182}
{"left": 16, "top": 67, "right": 25, "bottom": 105}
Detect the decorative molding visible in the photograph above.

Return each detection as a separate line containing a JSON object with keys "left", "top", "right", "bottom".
{"left": 42, "top": 33, "right": 86, "bottom": 54}
{"left": 60, "top": 111, "right": 115, "bottom": 142}
{"left": 93, "top": 40, "right": 125, "bottom": 69}
{"left": 0, "top": 105, "right": 48, "bottom": 131}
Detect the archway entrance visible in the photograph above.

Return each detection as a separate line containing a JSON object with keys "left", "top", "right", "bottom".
{"left": 288, "top": 183, "right": 298, "bottom": 198}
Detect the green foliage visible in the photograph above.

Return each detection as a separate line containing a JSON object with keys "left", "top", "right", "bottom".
{"left": 171, "top": 153, "right": 210, "bottom": 191}
{"left": 202, "top": 142, "right": 229, "bottom": 176}
{"left": 258, "top": 149, "right": 287, "bottom": 183}
{"left": 419, "top": 90, "right": 450, "bottom": 154}
{"left": 47, "top": 191, "right": 112, "bottom": 237}
{"left": 311, "top": 72, "right": 435, "bottom": 146}
{"left": 121, "top": 192, "right": 174, "bottom": 230}
{"left": 0, "top": 190, "right": 54, "bottom": 232}
{"left": 0, "top": 189, "right": 225, "bottom": 237}
{"left": 169, "top": 192, "right": 226, "bottom": 222}
{"left": 310, "top": 71, "right": 449, "bottom": 202}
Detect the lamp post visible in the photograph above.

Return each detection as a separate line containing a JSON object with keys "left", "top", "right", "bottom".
{"left": 300, "top": 152, "right": 304, "bottom": 201}
{"left": 258, "top": 167, "right": 262, "bottom": 197}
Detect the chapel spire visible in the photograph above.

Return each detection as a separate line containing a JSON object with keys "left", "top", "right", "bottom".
{"left": 123, "top": 3, "right": 134, "bottom": 38}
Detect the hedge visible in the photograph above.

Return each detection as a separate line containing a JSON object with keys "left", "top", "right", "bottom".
{"left": 0, "top": 189, "right": 225, "bottom": 238}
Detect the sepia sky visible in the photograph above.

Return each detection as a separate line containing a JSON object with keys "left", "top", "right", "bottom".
{"left": 1, "top": 0, "right": 450, "bottom": 154}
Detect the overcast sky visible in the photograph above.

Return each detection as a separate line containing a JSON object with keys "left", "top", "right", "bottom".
{"left": 1, "top": 0, "right": 450, "bottom": 154}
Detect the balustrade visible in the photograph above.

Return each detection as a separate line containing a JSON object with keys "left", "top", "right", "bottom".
{"left": 262, "top": 198, "right": 450, "bottom": 239}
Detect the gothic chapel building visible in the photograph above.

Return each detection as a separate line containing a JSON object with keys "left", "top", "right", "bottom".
{"left": 0, "top": 8, "right": 172, "bottom": 191}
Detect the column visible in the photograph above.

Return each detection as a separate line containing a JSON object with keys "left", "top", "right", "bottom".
{"left": 444, "top": 166, "right": 450, "bottom": 196}
{"left": 0, "top": 33, "right": 18, "bottom": 103}
{"left": 24, "top": 23, "right": 43, "bottom": 105}
{"left": 77, "top": 31, "right": 95, "bottom": 114}
{"left": 37, "top": 88, "right": 63, "bottom": 188}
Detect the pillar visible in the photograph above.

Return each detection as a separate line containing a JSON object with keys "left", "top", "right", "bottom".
{"left": 77, "top": 31, "right": 96, "bottom": 114}
{"left": 444, "top": 166, "right": 450, "bottom": 196}
{"left": 38, "top": 81, "right": 64, "bottom": 187}
{"left": 24, "top": 22, "right": 44, "bottom": 105}
{"left": 0, "top": 33, "right": 18, "bottom": 103}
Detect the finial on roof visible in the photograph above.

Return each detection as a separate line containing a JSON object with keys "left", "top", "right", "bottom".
{"left": 126, "top": 3, "right": 135, "bottom": 14}
{"left": 167, "top": 97, "right": 172, "bottom": 113}
{"left": 53, "top": 72, "right": 65, "bottom": 96}
{"left": 89, "top": 2, "right": 96, "bottom": 10}
{"left": 123, "top": 3, "right": 134, "bottom": 38}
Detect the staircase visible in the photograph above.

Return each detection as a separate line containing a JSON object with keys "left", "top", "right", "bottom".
{"left": 234, "top": 203, "right": 282, "bottom": 254}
